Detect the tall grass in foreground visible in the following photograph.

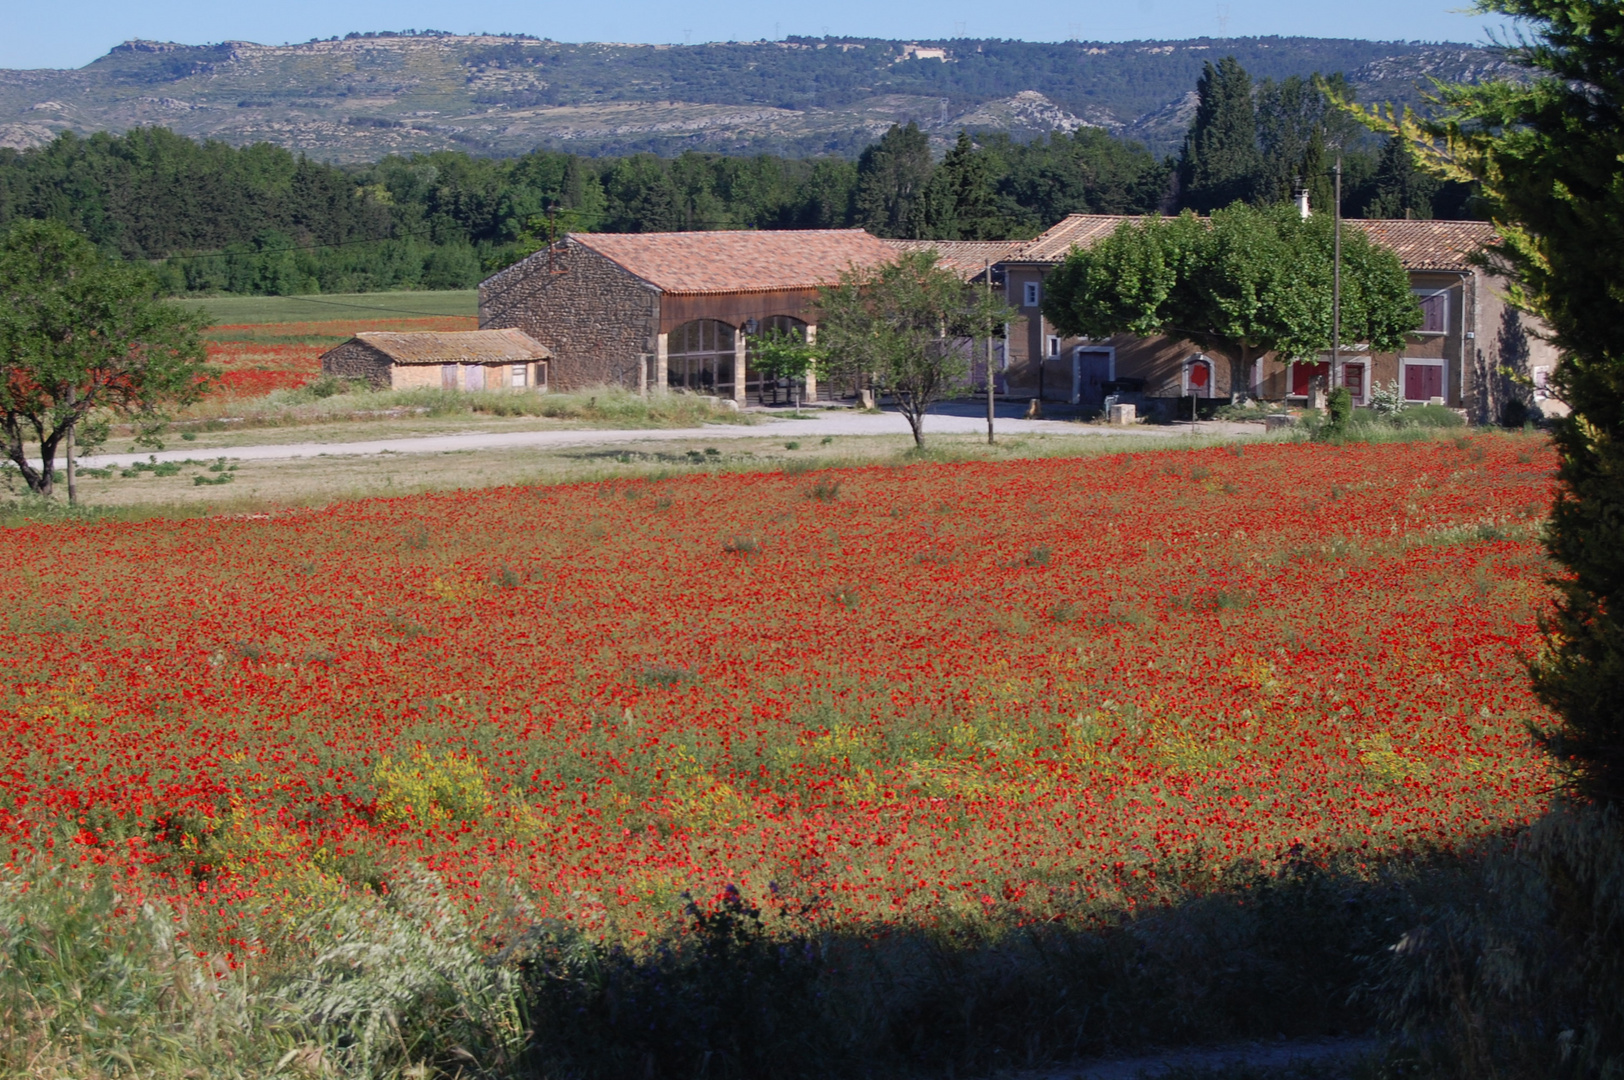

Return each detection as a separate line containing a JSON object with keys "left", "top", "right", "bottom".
{"left": 0, "top": 837, "right": 1586, "bottom": 1080}
{"left": 5, "top": 814, "right": 1618, "bottom": 1078}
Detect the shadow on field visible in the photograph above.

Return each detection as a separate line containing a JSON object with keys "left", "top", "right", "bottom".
{"left": 510, "top": 858, "right": 1411, "bottom": 1079}
{"left": 4, "top": 813, "right": 1621, "bottom": 1080}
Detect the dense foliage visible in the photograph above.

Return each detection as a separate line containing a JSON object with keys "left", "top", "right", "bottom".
{"left": 0, "top": 220, "right": 210, "bottom": 496}
{"left": 1370, "top": 0, "right": 1624, "bottom": 810}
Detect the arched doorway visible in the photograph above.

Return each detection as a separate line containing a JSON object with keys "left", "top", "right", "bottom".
{"left": 667, "top": 319, "right": 737, "bottom": 397}
{"left": 748, "top": 315, "right": 810, "bottom": 404}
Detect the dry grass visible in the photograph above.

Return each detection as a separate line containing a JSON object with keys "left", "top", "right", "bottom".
{"left": 9, "top": 428, "right": 1239, "bottom": 521}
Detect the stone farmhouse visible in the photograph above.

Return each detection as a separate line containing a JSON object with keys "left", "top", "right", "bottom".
{"left": 1001, "top": 214, "right": 1559, "bottom": 423}
{"left": 475, "top": 217, "right": 1556, "bottom": 423}
{"left": 479, "top": 229, "right": 901, "bottom": 400}
{"left": 320, "top": 329, "right": 551, "bottom": 391}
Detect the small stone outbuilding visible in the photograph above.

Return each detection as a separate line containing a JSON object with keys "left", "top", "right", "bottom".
{"left": 320, "top": 330, "right": 552, "bottom": 391}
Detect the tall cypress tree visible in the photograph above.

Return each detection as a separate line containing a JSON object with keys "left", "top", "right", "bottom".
{"left": 1178, "top": 57, "right": 1262, "bottom": 213}
{"left": 853, "top": 122, "right": 934, "bottom": 238}
{"left": 1362, "top": 136, "right": 1442, "bottom": 219}
{"left": 911, "top": 131, "right": 1010, "bottom": 240}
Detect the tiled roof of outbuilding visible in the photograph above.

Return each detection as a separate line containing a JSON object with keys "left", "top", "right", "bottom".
{"left": 1011, "top": 213, "right": 1499, "bottom": 272}
{"left": 348, "top": 329, "right": 551, "bottom": 364}
{"left": 882, "top": 238, "right": 1030, "bottom": 280}
{"left": 568, "top": 229, "right": 897, "bottom": 295}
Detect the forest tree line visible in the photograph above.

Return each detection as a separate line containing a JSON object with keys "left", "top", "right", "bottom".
{"left": 0, "top": 57, "right": 1474, "bottom": 295}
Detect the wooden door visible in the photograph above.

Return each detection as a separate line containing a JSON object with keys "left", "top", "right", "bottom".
{"left": 442, "top": 364, "right": 457, "bottom": 390}
{"left": 1075, "top": 349, "right": 1111, "bottom": 406}
{"left": 464, "top": 364, "right": 485, "bottom": 391}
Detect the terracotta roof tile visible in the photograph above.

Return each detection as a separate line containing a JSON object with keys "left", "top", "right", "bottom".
{"left": 1013, "top": 213, "right": 1498, "bottom": 272}
{"left": 1345, "top": 219, "right": 1497, "bottom": 272}
{"left": 345, "top": 329, "right": 551, "bottom": 365}
{"left": 881, "top": 238, "right": 1029, "bottom": 280}
{"left": 567, "top": 229, "right": 898, "bottom": 295}
{"left": 1013, "top": 215, "right": 1143, "bottom": 262}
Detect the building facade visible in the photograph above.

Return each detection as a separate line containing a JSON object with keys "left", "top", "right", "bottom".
{"left": 320, "top": 330, "right": 551, "bottom": 391}
{"left": 479, "top": 229, "right": 899, "bottom": 399}
{"left": 997, "top": 214, "right": 1561, "bottom": 423}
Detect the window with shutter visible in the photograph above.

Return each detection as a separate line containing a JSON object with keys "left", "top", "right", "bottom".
{"left": 1404, "top": 361, "right": 1445, "bottom": 401}
{"left": 1413, "top": 290, "right": 1449, "bottom": 334}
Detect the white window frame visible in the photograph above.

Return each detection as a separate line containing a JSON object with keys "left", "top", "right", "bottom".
{"left": 1400, "top": 358, "right": 1448, "bottom": 403}
{"left": 1023, "top": 281, "right": 1041, "bottom": 308}
{"left": 511, "top": 364, "right": 528, "bottom": 388}
{"left": 1183, "top": 354, "right": 1215, "bottom": 397}
{"left": 1045, "top": 335, "right": 1061, "bottom": 358}
{"left": 1412, "top": 288, "right": 1450, "bottom": 336}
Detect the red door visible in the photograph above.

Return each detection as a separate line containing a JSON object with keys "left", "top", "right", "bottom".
{"left": 1291, "top": 362, "right": 1330, "bottom": 397}
{"left": 1404, "top": 364, "right": 1443, "bottom": 402}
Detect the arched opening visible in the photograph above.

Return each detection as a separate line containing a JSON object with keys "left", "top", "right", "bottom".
{"left": 748, "top": 315, "right": 810, "bottom": 404}
{"left": 667, "top": 319, "right": 737, "bottom": 397}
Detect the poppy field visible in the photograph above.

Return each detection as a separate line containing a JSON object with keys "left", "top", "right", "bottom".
{"left": 0, "top": 435, "right": 1557, "bottom": 948}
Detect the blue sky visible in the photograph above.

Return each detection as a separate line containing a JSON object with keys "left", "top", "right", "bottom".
{"left": 7, "top": 0, "right": 1511, "bottom": 70}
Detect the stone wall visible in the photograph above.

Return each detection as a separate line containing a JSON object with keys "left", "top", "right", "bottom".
{"left": 479, "top": 242, "right": 659, "bottom": 393}
{"left": 321, "top": 341, "right": 393, "bottom": 387}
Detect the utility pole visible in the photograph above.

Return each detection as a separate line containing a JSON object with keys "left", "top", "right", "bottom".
{"left": 1331, "top": 155, "right": 1342, "bottom": 401}
{"left": 985, "top": 258, "right": 995, "bottom": 445}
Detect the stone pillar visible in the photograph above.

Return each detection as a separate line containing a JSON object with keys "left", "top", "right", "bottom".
{"left": 733, "top": 327, "right": 748, "bottom": 406}
{"left": 655, "top": 332, "right": 669, "bottom": 392}
{"left": 803, "top": 324, "right": 818, "bottom": 401}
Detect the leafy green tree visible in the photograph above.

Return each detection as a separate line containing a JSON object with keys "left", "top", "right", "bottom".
{"left": 998, "top": 128, "right": 1170, "bottom": 228}
{"left": 817, "top": 250, "right": 1016, "bottom": 447}
{"left": 602, "top": 155, "right": 681, "bottom": 233}
{"left": 749, "top": 327, "right": 823, "bottom": 407}
{"left": 1254, "top": 74, "right": 1368, "bottom": 212}
{"left": 0, "top": 220, "right": 211, "bottom": 497}
{"left": 1361, "top": 0, "right": 1624, "bottom": 806}
{"left": 795, "top": 158, "right": 859, "bottom": 228}
{"left": 1041, "top": 203, "right": 1419, "bottom": 400}
{"left": 1178, "top": 57, "right": 1263, "bottom": 213}
{"left": 853, "top": 122, "right": 934, "bottom": 238}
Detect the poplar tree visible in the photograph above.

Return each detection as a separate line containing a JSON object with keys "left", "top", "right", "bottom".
{"left": 1177, "top": 57, "right": 1263, "bottom": 213}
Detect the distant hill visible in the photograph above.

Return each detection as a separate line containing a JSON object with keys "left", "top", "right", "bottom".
{"left": 0, "top": 33, "right": 1519, "bottom": 161}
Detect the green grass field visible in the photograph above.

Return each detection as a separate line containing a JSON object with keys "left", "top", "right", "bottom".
{"left": 175, "top": 290, "right": 478, "bottom": 325}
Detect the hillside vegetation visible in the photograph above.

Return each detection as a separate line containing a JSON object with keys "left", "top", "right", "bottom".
{"left": 0, "top": 33, "right": 1517, "bottom": 160}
